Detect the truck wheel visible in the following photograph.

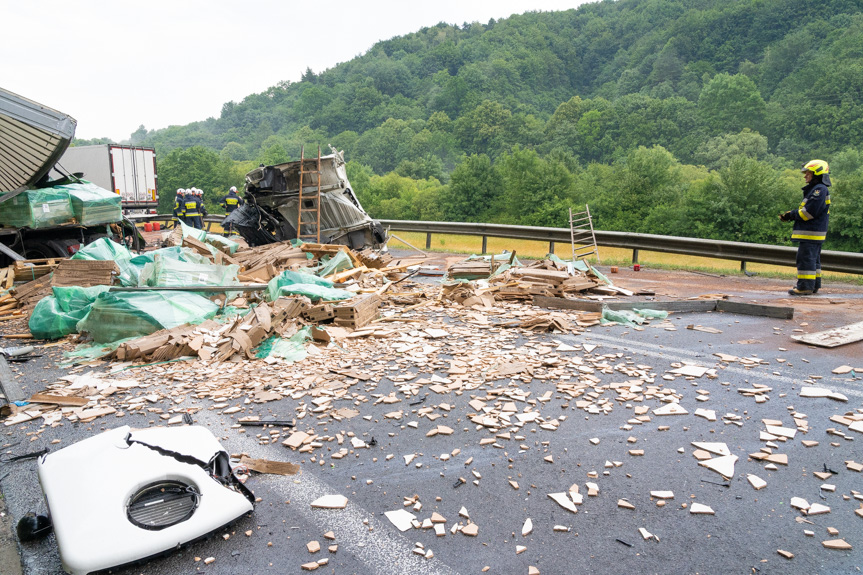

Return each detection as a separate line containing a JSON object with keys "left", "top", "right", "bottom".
{"left": 23, "top": 239, "right": 77, "bottom": 260}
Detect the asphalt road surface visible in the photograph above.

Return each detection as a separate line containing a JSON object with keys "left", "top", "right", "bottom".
{"left": 2, "top": 267, "right": 862, "bottom": 575}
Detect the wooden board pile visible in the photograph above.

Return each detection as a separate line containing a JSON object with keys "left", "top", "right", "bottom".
{"left": 2, "top": 259, "right": 121, "bottom": 319}
{"left": 6, "top": 258, "right": 60, "bottom": 282}
{"left": 111, "top": 297, "right": 310, "bottom": 363}
{"left": 447, "top": 258, "right": 505, "bottom": 280}
{"left": 0, "top": 258, "right": 64, "bottom": 318}
{"left": 334, "top": 294, "right": 381, "bottom": 329}
{"left": 5, "top": 275, "right": 52, "bottom": 315}
{"left": 446, "top": 257, "right": 607, "bottom": 302}
{"left": 356, "top": 248, "right": 393, "bottom": 269}
{"left": 500, "top": 264, "right": 601, "bottom": 299}
{"left": 51, "top": 259, "right": 119, "bottom": 287}
{"left": 232, "top": 241, "right": 310, "bottom": 282}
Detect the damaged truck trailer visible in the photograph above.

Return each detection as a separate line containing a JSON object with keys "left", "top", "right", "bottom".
{"left": 224, "top": 148, "right": 387, "bottom": 250}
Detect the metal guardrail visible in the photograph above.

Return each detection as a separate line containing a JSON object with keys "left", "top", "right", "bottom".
{"left": 132, "top": 214, "right": 863, "bottom": 275}
{"left": 378, "top": 220, "right": 863, "bottom": 276}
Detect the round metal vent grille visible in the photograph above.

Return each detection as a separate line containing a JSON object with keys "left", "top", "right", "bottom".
{"left": 127, "top": 481, "right": 200, "bottom": 530}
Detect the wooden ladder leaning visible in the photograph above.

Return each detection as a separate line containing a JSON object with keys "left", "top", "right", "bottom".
{"left": 296, "top": 145, "right": 323, "bottom": 243}
{"left": 569, "top": 204, "right": 600, "bottom": 264}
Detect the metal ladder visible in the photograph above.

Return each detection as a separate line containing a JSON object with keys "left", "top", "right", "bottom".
{"left": 569, "top": 204, "right": 600, "bottom": 264}
{"left": 296, "top": 145, "right": 322, "bottom": 243}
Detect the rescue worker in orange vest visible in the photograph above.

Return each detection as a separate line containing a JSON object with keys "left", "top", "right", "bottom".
{"left": 780, "top": 159, "right": 831, "bottom": 295}
{"left": 184, "top": 187, "right": 203, "bottom": 229}
{"left": 172, "top": 188, "right": 186, "bottom": 228}
{"left": 220, "top": 186, "right": 244, "bottom": 234}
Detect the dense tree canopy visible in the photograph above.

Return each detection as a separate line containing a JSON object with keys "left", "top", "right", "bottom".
{"left": 76, "top": 0, "right": 863, "bottom": 252}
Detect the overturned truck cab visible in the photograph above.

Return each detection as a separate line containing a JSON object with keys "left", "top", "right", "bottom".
{"left": 225, "top": 148, "right": 387, "bottom": 249}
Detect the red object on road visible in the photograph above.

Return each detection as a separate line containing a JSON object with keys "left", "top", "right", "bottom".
{"left": 143, "top": 223, "right": 153, "bottom": 232}
{"left": 153, "top": 222, "right": 160, "bottom": 231}
{"left": 633, "top": 264, "right": 641, "bottom": 271}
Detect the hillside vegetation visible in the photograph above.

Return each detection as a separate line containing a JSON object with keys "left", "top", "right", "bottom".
{"left": 79, "top": 0, "right": 863, "bottom": 251}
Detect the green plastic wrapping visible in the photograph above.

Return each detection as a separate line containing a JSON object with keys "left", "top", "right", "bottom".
{"left": 61, "top": 338, "right": 133, "bottom": 367}
{"left": 258, "top": 327, "right": 311, "bottom": 361}
{"left": 547, "top": 253, "right": 591, "bottom": 273}
{"left": 57, "top": 181, "right": 122, "bottom": 226}
{"left": 632, "top": 308, "right": 669, "bottom": 319}
{"left": 589, "top": 264, "right": 613, "bottom": 286}
{"left": 0, "top": 189, "right": 74, "bottom": 228}
{"left": 72, "top": 238, "right": 137, "bottom": 286}
{"left": 601, "top": 307, "right": 668, "bottom": 326}
{"left": 314, "top": 251, "right": 353, "bottom": 277}
{"left": 138, "top": 253, "right": 240, "bottom": 288}
{"left": 265, "top": 270, "right": 352, "bottom": 302}
{"left": 28, "top": 285, "right": 111, "bottom": 339}
{"left": 601, "top": 308, "right": 647, "bottom": 326}
{"left": 177, "top": 220, "right": 240, "bottom": 255}
{"left": 77, "top": 291, "right": 219, "bottom": 343}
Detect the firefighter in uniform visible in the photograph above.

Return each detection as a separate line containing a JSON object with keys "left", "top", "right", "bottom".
{"left": 172, "top": 188, "right": 186, "bottom": 228}
{"left": 197, "top": 189, "right": 208, "bottom": 223}
{"left": 184, "top": 187, "right": 203, "bottom": 229}
{"left": 221, "top": 186, "right": 244, "bottom": 234}
{"left": 780, "top": 159, "right": 831, "bottom": 295}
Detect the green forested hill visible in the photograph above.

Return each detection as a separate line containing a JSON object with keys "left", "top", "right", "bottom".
{"left": 85, "top": 0, "right": 863, "bottom": 251}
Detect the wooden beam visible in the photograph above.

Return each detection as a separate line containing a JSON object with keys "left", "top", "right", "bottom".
{"left": 716, "top": 300, "right": 794, "bottom": 320}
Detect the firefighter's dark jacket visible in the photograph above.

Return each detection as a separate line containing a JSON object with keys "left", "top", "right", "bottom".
{"left": 173, "top": 195, "right": 185, "bottom": 218}
{"left": 221, "top": 191, "right": 244, "bottom": 212}
{"left": 790, "top": 179, "right": 830, "bottom": 243}
{"left": 184, "top": 195, "right": 202, "bottom": 217}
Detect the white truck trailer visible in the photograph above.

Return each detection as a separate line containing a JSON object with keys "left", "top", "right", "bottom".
{"left": 50, "top": 144, "right": 159, "bottom": 211}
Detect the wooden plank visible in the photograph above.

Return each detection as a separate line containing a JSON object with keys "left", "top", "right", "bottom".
{"left": 716, "top": 300, "right": 794, "bottom": 320}
{"left": 532, "top": 296, "right": 716, "bottom": 314}
{"left": 239, "top": 456, "right": 300, "bottom": 476}
{"left": 27, "top": 393, "right": 89, "bottom": 407}
{"left": 791, "top": 321, "right": 863, "bottom": 348}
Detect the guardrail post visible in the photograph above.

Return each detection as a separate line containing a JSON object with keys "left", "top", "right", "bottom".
{"left": 481, "top": 236, "right": 488, "bottom": 255}
{"left": 740, "top": 260, "right": 747, "bottom": 272}
{"left": 425, "top": 233, "right": 432, "bottom": 250}
{"left": 548, "top": 241, "right": 555, "bottom": 255}
{"left": 632, "top": 249, "right": 639, "bottom": 264}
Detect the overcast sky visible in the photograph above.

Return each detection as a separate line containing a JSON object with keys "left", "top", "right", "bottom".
{"left": 2, "top": 1, "right": 590, "bottom": 142}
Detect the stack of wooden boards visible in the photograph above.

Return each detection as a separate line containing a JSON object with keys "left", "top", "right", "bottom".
{"left": 356, "top": 248, "right": 392, "bottom": 269}
{"left": 51, "top": 260, "right": 118, "bottom": 287}
{"left": 334, "top": 294, "right": 381, "bottom": 329}
{"left": 232, "top": 241, "right": 310, "bottom": 282}
{"left": 111, "top": 298, "right": 309, "bottom": 363}
{"left": 2, "top": 259, "right": 120, "bottom": 317}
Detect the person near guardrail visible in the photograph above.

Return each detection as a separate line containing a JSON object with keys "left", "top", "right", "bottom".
{"left": 184, "top": 188, "right": 203, "bottom": 229}
{"left": 197, "top": 189, "right": 208, "bottom": 223}
{"left": 220, "top": 186, "right": 244, "bottom": 234}
{"left": 171, "top": 188, "right": 186, "bottom": 228}
{"left": 780, "top": 159, "right": 831, "bottom": 295}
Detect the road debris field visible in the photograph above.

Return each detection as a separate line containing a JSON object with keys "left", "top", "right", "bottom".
{"left": 1, "top": 227, "right": 863, "bottom": 575}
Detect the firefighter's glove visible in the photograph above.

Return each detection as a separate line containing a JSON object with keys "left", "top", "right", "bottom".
{"left": 779, "top": 211, "right": 793, "bottom": 222}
